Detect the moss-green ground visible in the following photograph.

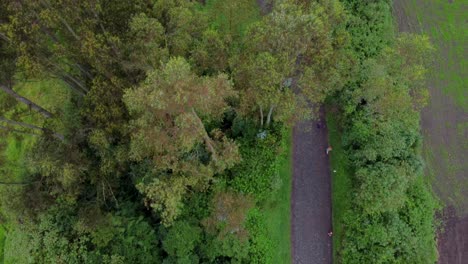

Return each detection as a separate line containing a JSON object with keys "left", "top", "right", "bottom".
{"left": 325, "top": 112, "right": 352, "bottom": 263}
{"left": 263, "top": 129, "right": 292, "bottom": 264}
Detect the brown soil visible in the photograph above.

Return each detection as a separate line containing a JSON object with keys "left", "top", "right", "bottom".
{"left": 291, "top": 108, "right": 332, "bottom": 264}
{"left": 393, "top": 1, "right": 468, "bottom": 263}
{"left": 437, "top": 207, "right": 468, "bottom": 264}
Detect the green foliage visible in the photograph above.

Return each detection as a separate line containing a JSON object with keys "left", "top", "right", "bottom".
{"left": 246, "top": 209, "right": 273, "bottom": 264}
{"left": 4, "top": 201, "right": 160, "bottom": 264}
{"left": 191, "top": 29, "right": 229, "bottom": 75}
{"left": 333, "top": 1, "right": 439, "bottom": 263}
{"left": 161, "top": 220, "right": 201, "bottom": 263}
{"left": 230, "top": 131, "right": 283, "bottom": 201}
{"left": 341, "top": 179, "right": 439, "bottom": 264}
{"left": 124, "top": 57, "right": 239, "bottom": 225}
{"left": 341, "top": 0, "right": 394, "bottom": 60}
{"left": 125, "top": 13, "right": 168, "bottom": 72}
{"left": 0, "top": 0, "right": 439, "bottom": 263}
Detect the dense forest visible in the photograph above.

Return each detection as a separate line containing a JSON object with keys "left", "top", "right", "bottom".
{"left": 0, "top": 0, "right": 437, "bottom": 263}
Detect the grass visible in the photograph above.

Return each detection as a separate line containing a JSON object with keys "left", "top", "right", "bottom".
{"left": 263, "top": 128, "right": 292, "bottom": 264}
{"left": 326, "top": 111, "right": 353, "bottom": 263}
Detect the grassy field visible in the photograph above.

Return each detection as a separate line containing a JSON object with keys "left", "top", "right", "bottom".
{"left": 394, "top": 0, "right": 468, "bottom": 215}
{"left": 326, "top": 112, "right": 352, "bottom": 263}
{"left": 263, "top": 129, "right": 292, "bottom": 264}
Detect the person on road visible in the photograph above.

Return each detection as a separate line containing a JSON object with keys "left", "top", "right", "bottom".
{"left": 328, "top": 231, "right": 333, "bottom": 237}
{"left": 326, "top": 146, "right": 332, "bottom": 155}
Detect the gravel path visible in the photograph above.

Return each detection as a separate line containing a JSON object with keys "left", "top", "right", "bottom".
{"left": 291, "top": 109, "right": 332, "bottom": 264}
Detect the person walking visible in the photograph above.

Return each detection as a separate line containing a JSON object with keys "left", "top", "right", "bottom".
{"left": 326, "top": 146, "right": 332, "bottom": 155}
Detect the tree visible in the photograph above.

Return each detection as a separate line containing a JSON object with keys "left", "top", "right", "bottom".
{"left": 125, "top": 13, "right": 168, "bottom": 72}
{"left": 190, "top": 29, "right": 229, "bottom": 75}
{"left": 152, "top": 0, "right": 207, "bottom": 57}
{"left": 161, "top": 220, "right": 202, "bottom": 263}
{"left": 203, "top": 191, "right": 253, "bottom": 241}
{"left": 124, "top": 57, "right": 239, "bottom": 225}
{"left": 235, "top": 0, "right": 351, "bottom": 124}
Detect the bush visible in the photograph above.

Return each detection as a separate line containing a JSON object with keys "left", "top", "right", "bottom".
{"left": 230, "top": 131, "right": 283, "bottom": 201}
{"left": 245, "top": 209, "right": 273, "bottom": 264}
{"left": 335, "top": 0, "right": 438, "bottom": 262}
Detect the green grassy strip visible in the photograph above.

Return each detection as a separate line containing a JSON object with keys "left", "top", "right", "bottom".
{"left": 263, "top": 128, "right": 292, "bottom": 264}
{"left": 326, "top": 112, "right": 352, "bottom": 263}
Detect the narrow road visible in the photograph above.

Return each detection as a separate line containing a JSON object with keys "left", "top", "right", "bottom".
{"left": 291, "top": 109, "right": 332, "bottom": 264}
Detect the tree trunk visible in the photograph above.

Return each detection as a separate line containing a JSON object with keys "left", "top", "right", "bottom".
{"left": 260, "top": 105, "right": 264, "bottom": 127}
{"left": 266, "top": 105, "right": 275, "bottom": 127}
{"left": 0, "top": 84, "right": 54, "bottom": 118}
{"left": 191, "top": 108, "right": 218, "bottom": 162}
{"left": 0, "top": 116, "right": 64, "bottom": 141}
{"left": 0, "top": 125, "right": 40, "bottom": 137}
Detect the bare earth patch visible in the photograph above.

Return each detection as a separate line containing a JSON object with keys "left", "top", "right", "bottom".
{"left": 437, "top": 206, "right": 468, "bottom": 264}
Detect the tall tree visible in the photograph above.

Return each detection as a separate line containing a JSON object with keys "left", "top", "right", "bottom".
{"left": 235, "top": 0, "right": 351, "bottom": 124}
{"left": 124, "top": 57, "right": 239, "bottom": 225}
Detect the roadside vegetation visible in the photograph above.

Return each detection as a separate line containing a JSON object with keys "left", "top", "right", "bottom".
{"left": 325, "top": 112, "right": 352, "bottom": 261}
{"left": 330, "top": 0, "right": 439, "bottom": 263}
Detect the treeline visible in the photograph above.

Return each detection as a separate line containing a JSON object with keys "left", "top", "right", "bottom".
{"left": 0, "top": 0, "right": 350, "bottom": 263}
{"left": 335, "top": 0, "right": 439, "bottom": 263}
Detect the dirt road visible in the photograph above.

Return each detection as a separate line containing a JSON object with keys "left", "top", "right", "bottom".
{"left": 291, "top": 109, "right": 332, "bottom": 264}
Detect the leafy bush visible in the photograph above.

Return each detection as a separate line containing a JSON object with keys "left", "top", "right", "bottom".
{"left": 335, "top": 1, "right": 438, "bottom": 263}
{"left": 245, "top": 209, "right": 273, "bottom": 264}
{"left": 6, "top": 201, "right": 161, "bottom": 264}
{"left": 230, "top": 130, "right": 283, "bottom": 201}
